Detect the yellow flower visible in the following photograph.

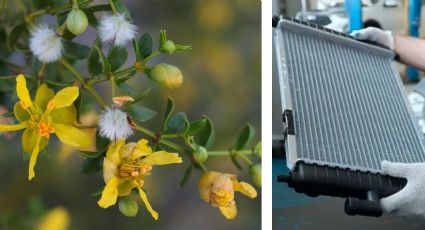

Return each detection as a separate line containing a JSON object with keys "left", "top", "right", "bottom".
{"left": 198, "top": 171, "right": 257, "bottom": 219}
{"left": 0, "top": 74, "right": 91, "bottom": 180}
{"left": 97, "top": 138, "right": 182, "bottom": 220}
{"left": 36, "top": 207, "right": 70, "bottom": 230}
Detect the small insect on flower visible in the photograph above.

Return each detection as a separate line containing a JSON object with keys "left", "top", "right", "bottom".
{"left": 198, "top": 171, "right": 257, "bottom": 219}
{"left": 0, "top": 75, "right": 91, "bottom": 180}
{"left": 98, "top": 139, "right": 182, "bottom": 220}
{"left": 29, "top": 25, "right": 63, "bottom": 63}
{"left": 98, "top": 13, "right": 137, "bottom": 46}
{"left": 99, "top": 107, "right": 134, "bottom": 141}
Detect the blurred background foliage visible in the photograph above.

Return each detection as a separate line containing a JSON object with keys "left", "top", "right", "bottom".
{"left": 0, "top": 0, "right": 261, "bottom": 229}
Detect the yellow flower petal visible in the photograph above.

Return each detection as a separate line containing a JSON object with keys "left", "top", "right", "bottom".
{"left": 22, "top": 128, "right": 48, "bottom": 153}
{"left": 106, "top": 139, "right": 125, "bottom": 166}
{"left": 128, "top": 139, "right": 152, "bottom": 160}
{"left": 28, "top": 135, "right": 41, "bottom": 181}
{"left": 35, "top": 84, "right": 54, "bottom": 111}
{"left": 53, "top": 124, "right": 92, "bottom": 148}
{"left": 198, "top": 171, "right": 220, "bottom": 203}
{"left": 98, "top": 176, "right": 120, "bottom": 208}
{"left": 232, "top": 179, "right": 257, "bottom": 199}
{"left": 219, "top": 203, "right": 237, "bottom": 220}
{"left": 103, "top": 157, "right": 117, "bottom": 183}
{"left": 0, "top": 122, "right": 28, "bottom": 132}
{"left": 50, "top": 87, "right": 79, "bottom": 110}
{"left": 118, "top": 180, "right": 134, "bottom": 196}
{"left": 49, "top": 106, "right": 77, "bottom": 125}
{"left": 13, "top": 103, "right": 30, "bottom": 122}
{"left": 16, "top": 74, "right": 33, "bottom": 109}
{"left": 120, "top": 142, "right": 137, "bottom": 159}
{"left": 36, "top": 207, "right": 70, "bottom": 230}
{"left": 137, "top": 187, "right": 159, "bottom": 220}
{"left": 141, "top": 151, "right": 182, "bottom": 166}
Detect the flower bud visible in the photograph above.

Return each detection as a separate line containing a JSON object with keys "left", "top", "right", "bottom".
{"left": 161, "top": 40, "right": 176, "bottom": 54}
{"left": 249, "top": 164, "right": 261, "bottom": 187}
{"left": 150, "top": 63, "right": 183, "bottom": 89}
{"left": 66, "top": 9, "right": 88, "bottom": 35}
{"left": 193, "top": 145, "right": 208, "bottom": 163}
{"left": 253, "top": 142, "right": 261, "bottom": 158}
{"left": 118, "top": 197, "right": 139, "bottom": 217}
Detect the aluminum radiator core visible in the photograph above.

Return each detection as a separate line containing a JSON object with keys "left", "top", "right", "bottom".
{"left": 275, "top": 18, "right": 425, "bottom": 217}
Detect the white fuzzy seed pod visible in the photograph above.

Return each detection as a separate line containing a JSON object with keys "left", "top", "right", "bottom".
{"left": 99, "top": 107, "right": 134, "bottom": 140}
{"left": 98, "top": 14, "right": 137, "bottom": 46}
{"left": 29, "top": 25, "right": 63, "bottom": 63}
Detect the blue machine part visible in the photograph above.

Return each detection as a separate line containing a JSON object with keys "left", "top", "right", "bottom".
{"left": 345, "top": 0, "right": 362, "bottom": 32}
{"left": 407, "top": 0, "right": 422, "bottom": 82}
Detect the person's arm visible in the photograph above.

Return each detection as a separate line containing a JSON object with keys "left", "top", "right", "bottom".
{"left": 394, "top": 34, "right": 425, "bottom": 71}
{"left": 351, "top": 27, "right": 425, "bottom": 71}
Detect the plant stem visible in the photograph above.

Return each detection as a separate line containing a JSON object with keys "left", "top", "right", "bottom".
{"left": 134, "top": 126, "right": 184, "bottom": 153}
{"left": 43, "top": 80, "right": 72, "bottom": 87}
{"left": 48, "top": 0, "right": 92, "bottom": 14}
{"left": 88, "top": 77, "right": 108, "bottom": 86}
{"left": 88, "top": 4, "right": 111, "bottom": 12}
{"left": 108, "top": 0, "right": 116, "bottom": 13}
{"left": 237, "top": 152, "right": 254, "bottom": 166}
{"left": 59, "top": 58, "right": 106, "bottom": 108}
{"left": 208, "top": 149, "right": 252, "bottom": 156}
{"left": 0, "top": 74, "right": 33, "bottom": 80}
{"left": 110, "top": 74, "right": 117, "bottom": 97}
{"left": 142, "top": 50, "right": 160, "bottom": 64}
{"left": 134, "top": 126, "right": 208, "bottom": 172}
{"left": 0, "top": 0, "right": 7, "bottom": 19}
{"left": 115, "top": 66, "right": 136, "bottom": 78}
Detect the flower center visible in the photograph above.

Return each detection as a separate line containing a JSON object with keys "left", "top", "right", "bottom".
{"left": 119, "top": 161, "right": 152, "bottom": 181}
{"left": 37, "top": 121, "right": 55, "bottom": 137}
{"left": 29, "top": 115, "right": 55, "bottom": 137}
{"left": 211, "top": 189, "right": 235, "bottom": 207}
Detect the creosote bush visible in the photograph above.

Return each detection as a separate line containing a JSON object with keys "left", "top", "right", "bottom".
{"left": 0, "top": 0, "right": 261, "bottom": 221}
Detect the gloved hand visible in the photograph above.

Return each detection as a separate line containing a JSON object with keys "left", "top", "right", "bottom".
{"left": 380, "top": 161, "right": 425, "bottom": 218}
{"left": 350, "top": 27, "right": 394, "bottom": 50}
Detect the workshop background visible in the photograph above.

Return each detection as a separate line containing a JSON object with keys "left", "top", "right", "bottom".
{"left": 0, "top": 0, "right": 261, "bottom": 230}
{"left": 273, "top": 0, "right": 425, "bottom": 229}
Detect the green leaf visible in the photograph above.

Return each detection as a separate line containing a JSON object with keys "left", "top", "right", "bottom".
{"left": 119, "top": 197, "right": 139, "bottom": 217}
{"left": 165, "top": 112, "right": 189, "bottom": 134}
{"left": 188, "top": 118, "right": 206, "bottom": 135}
{"left": 31, "top": 0, "right": 54, "bottom": 9}
{"left": 79, "top": 150, "right": 103, "bottom": 159}
{"left": 113, "top": 0, "right": 131, "bottom": 19}
{"left": 231, "top": 155, "right": 243, "bottom": 170}
{"left": 84, "top": 9, "right": 99, "bottom": 27}
{"left": 126, "top": 105, "right": 157, "bottom": 123}
{"left": 116, "top": 80, "right": 138, "bottom": 96}
{"left": 7, "top": 23, "right": 28, "bottom": 51}
{"left": 79, "top": 157, "right": 103, "bottom": 174}
{"left": 93, "top": 45, "right": 110, "bottom": 75}
{"left": 75, "top": 93, "right": 82, "bottom": 122}
{"left": 96, "top": 132, "right": 110, "bottom": 153}
{"left": 88, "top": 46, "right": 103, "bottom": 77}
{"left": 138, "top": 32, "right": 153, "bottom": 60}
{"left": 233, "top": 123, "right": 255, "bottom": 150}
{"left": 108, "top": 46, "right": 127, "bottom": 72}
{"left": 179, "top": 164, "right": 193, "bottom": 187}
{"left": 198, "top": 116, "right": 215, "bottom": 149}
{"left": 1, "top": 111, "right": 14, "bottom": 118}
{"left": 162, "top": 97, "right": 175, "bottom": 130}
{"left": 63, "top": 41, "right": 91, "bottom": 60}
{"left": 91, "top": 186, "right": 104, "bottom": 197}
{"left": 128, "top": 87, "right": 151, "bottom": 105}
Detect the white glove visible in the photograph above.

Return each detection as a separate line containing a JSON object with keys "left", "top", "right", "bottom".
{"left": 380, "top": 160, "right": 425, "bottom": 218}
{"left": 350, "top": 27, "right": 394, "bottom": 50}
